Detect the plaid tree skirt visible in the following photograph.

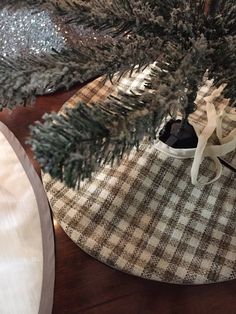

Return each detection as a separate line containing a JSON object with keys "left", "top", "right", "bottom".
{"left": 43, "top": 69, "right": 236, "bottom": 284}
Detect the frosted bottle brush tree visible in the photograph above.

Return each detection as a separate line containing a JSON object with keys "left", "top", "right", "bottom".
{"left": 0, "top": 0, "right": 235, "bottom": 188}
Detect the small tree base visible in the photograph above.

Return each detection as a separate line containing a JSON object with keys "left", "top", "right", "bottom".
{"left": 159, "top": 119, "right": 198, "bottom": 149}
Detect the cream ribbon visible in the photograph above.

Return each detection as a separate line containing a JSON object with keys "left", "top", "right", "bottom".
{"left": 155, "top": 85, "right": 236, "bottom": 186}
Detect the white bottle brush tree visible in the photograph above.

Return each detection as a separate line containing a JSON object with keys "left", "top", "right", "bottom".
{"left": 0, "top": 0, "right": 235, "bottom": 188}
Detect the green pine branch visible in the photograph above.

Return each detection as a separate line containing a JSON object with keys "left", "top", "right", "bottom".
{"left": 29, "top": 85, "right": 172, "bottom": 188}
{"left": 0, "top": 35, "right": 161, "bottom": 110}
{"left": 43, "top": 0, "right": 173, "bottom": 38}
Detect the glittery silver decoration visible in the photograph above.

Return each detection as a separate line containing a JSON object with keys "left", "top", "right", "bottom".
{"left": 0, "top": 2, "right": 112, "bottom": 105}
{"left": 0, "top": 7, "right": 67, "bottom": 57}
{"left": 0, "top": 5, "right": 110, "bottom": 58}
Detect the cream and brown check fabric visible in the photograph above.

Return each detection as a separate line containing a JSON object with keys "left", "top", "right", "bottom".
{"left": 43, "top": 69, "right": 236, "bottom": 284}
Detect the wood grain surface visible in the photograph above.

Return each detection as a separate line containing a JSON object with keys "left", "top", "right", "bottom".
{"left": 0, "top": 85, "right": 236, "bottom": 314}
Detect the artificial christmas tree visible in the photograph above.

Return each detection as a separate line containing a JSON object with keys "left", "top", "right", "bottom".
{"left": 0, "top": 0, "right": 235, "bottom": 188}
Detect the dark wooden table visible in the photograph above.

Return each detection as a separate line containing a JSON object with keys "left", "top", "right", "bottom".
{"left": 1, "top": 86, "right": 236, "bottom": 314}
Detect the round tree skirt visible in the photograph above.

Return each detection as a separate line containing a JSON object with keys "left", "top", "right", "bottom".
{"left": 43, "top": 74, "right": 236, "bottom": 285}
{"left": 44, "top": 144, "right": 236, "bottom": 285}
{"left": 0, "top": 122, "right": 54, "bottom": 314}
